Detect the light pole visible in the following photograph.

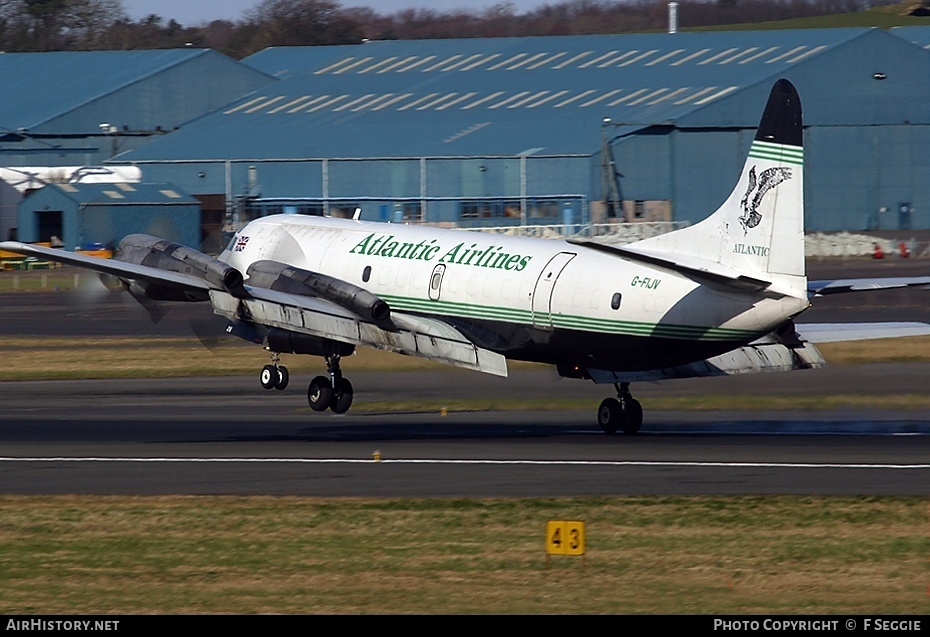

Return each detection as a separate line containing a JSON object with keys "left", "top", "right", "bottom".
{"left": 600, "top": 117, "right": 624, "bottom": 220}
{"left": 600, "top": 117, "right": 675, "bottom": 222}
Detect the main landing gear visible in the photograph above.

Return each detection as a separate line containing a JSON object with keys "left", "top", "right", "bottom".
{"left": 258, "top": 352, "right": 354, "bottom": 414}
{"left": 307, "top": 354, "right": 354, "bottom": 414}
{"left": 597, "top": 382, "right": 643, "bottom": 435}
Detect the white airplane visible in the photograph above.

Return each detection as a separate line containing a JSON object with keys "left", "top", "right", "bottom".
{"left": 4, "top": 78, "right": 930, "bottom": 434}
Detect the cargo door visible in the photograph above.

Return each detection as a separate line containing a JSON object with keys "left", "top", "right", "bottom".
{"left": 531, "top": 252, "right": 575, "bottom": 329}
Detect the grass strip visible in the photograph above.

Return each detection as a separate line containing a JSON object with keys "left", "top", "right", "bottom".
{"left": 5, "top": 335, "right": 930, "bottom": 375}
{"left": 0, "top": 495, "right": 926, "bottom": 615}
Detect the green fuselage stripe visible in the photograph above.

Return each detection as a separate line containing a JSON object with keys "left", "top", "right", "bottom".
{"left": 380, "top": 294, "right": 759, "bottom": 342}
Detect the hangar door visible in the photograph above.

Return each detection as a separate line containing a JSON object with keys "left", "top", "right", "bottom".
{"left": 35, "top": 210, "right": 62, "bottom": 244}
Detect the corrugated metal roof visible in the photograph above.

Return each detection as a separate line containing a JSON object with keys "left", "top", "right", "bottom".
{"left": 42, "top": 182, "right": 199, "bottom": 205}
{"left": 244, "top": 32, "right": 847, "bottom": 78}
{"left": 891, "top": 25, "right": 930, "bottom": 49}
{"left": 0, "top": 49, "right": 273, "bottom": 133}
{"left": 122, "top": 29, "right": 887, "bottom": 161}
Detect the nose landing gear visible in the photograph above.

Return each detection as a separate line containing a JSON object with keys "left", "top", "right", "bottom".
{"left": 597, "top": 382, "right": 642, "bottom": 435}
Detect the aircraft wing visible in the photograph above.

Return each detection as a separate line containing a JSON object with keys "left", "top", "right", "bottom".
{"left": 0, "top": 240, "right": 213, "bottom": 294}
{"left": 0, "top": 240, "right": 506, "bottom": 375}
{"left": 212, "top": 286, "right": 508, "bottom": 376}
{"left": 808, "top": 277, "right": 930, "bottom": 296}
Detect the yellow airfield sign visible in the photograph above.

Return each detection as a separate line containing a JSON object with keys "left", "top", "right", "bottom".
{"left": 546, "top": 520, "right": 585, "bottom": 556}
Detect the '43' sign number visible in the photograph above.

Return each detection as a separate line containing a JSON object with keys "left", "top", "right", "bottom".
{"left": 546, "top": 520, "right": 585, "bottom": 556}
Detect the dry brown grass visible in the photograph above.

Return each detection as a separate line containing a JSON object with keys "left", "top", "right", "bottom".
{"left": 0, "top": 336, "right": 461, "bottom": 380}
{"left": 0, "top": 495, "right": 926, "bottom": 614}
{"left": 818, "top": 336, "right": 930, "bottom": 364}
{"left": 5, "top": 335, "right": 930, "bottom": 381}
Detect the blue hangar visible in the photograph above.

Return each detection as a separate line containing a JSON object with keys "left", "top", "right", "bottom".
{"left": 108, "top": 27, "right": 930, "bottom": 236}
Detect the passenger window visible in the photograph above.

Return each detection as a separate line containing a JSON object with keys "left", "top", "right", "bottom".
{"left": 362, "top": 266, "right": 371, "bottom": 283}
{"left": 611, "top": 293, "right": 622, "bottom": 310}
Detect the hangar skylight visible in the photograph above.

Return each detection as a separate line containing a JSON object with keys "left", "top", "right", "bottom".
{"left": 224, "top": 84, "right": 746, "bottom": 117}
{"left": 376, "top": 56, "right": 420, "bottom": 73}
{"left": 618, "top": 50, "right": 660, "bottom": 66}
{"left": 307, "top": 43, "right": 827, "bottom": 75}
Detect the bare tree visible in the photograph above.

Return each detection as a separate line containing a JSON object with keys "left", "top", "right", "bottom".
{"left": 0, "top": 0, "right": 910, "bottom": 56}
{"left": 0, "top": 0, "right": 125, "bottom": 50}
{"left": 96, "top": 13, "right": 203, "bottom": 50}
{"left": 61, "top": 0, "right": 126, "bottom": 48}
{"left": 240, "top": 0, "right": 363, "bottom": 52}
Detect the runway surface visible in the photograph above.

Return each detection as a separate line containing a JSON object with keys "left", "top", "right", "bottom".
{"left": 1, "top": 372, "right": 928, "bottom": 497}
{"left": 1, "top": 259, "right": 929, "bottom": 497}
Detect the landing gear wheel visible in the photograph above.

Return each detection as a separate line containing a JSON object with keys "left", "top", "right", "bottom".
{"left": 260, "top": 364, "right": 279, "bottom": 390}
{"left": 621, "top": 398, "right": 643, "bottom": 435}
{"left": 330, "top": 377, "right": 354, "bottom": 414}
{"left": 598, "top": 382, "right": 644, "bottom": 435}
{"left": 274, "top": 365, "right": 289, "bottom": 391}
{"left": 307, "top": 376, "right": 333, "bottom": 411}
{"left": 597, "top": 397, "right": 625, "bottom": 435}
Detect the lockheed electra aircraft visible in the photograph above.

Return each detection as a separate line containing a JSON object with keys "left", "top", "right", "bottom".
{"left": 5, "top": 79, "right": 930, "bottom": 434}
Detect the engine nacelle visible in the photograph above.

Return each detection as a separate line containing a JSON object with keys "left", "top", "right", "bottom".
{"left": 246, "top": 260, "right": 393, "bottom": 328}
{"left": 117, "top": 234, "right": 245, "bottom": 296}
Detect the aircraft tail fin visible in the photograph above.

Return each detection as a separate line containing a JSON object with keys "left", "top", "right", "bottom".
{"left": 630, "top": 78, "right": 805, "bottom": 297}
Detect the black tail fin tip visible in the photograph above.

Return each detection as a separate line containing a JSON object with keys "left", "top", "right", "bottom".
{"left": 754, "top": 79, "right": 802, "bottom": 147}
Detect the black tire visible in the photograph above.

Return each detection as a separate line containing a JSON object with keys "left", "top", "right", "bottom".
{"left": 274, "top": 365, "right": 289, "bottom": 391}
{"left": 622, "top": 398, "right": 643, "bottom": 435}
{"left": 597, "top": 397, "right": 624, "bottom": 434}
{"left": 330, "top": 377, "right": 354, "bottom": 414}
{"left": 307, "top": 376, "right": 333, "bottom": 411}
{"left": 260, "top": 364, "right": 278, "bottom": 390}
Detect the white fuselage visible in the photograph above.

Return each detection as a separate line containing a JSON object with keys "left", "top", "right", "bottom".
{"left": 221, "top": 214, "right": 809, "bottom": 372}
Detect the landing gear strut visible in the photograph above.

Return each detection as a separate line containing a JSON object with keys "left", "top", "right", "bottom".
{"left": 307, "top": 354, "right": 354, "bottom": 414}
{"left": 597, "top": 382, "right": 643, "bottom": 435}
{"left": 259, "top": 352, "right": 289, "bottom": 391}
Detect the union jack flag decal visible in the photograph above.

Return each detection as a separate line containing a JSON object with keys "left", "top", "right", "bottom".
{"left": 234, "top": 235, "right": 250, "bottom": 252}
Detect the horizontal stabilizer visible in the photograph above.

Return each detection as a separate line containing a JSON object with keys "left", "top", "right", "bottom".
{"left": 795, "top": 322, "right": 930, "bottom": 343}
{"left": 808, "top": 277, "right": 930, "bottom": 296}
{"left": 571, "top": 240, "right": 773, "bottom": 293}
